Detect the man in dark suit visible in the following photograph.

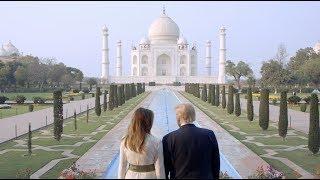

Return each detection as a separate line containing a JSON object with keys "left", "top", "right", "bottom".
{"left": 162, "top": 103, "right": 220, "bottom": 179}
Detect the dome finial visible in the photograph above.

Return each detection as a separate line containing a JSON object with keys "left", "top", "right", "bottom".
{"left": 162, "top": 5, "right": 166, "bottom": 15}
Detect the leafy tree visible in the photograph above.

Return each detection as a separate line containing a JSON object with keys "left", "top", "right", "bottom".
{"left": 28, "top": 104, "right": 34, "bottom": 112}
{"left": 259, "top": 89, "right": 270, "bottom": 130}
{"left": 53, "top": 90, "right": 63, "bottom": 141}
{"left": 215, "top": 85, "right": 220, "bottom": 106}
{"left": 95, "top": 87, "right": 101, "bottom": 116}
{"left": 87, "top": 78, "right": 97, "bottom": 91}
{"left": 235, "top": 91, "right": 241, "bottom": 116}
{"left": 300, "top": 58, "right": 320, "bottom": 89}
{"left": 221, "top": 85, "right": 226, "bottom": 109}
{"left": 278, "top": 91, "right": 288, "bottom": 140}
{"left": 14, "top": 66, "right": 27, "bottom": 87}
{"left": 247, "top": 87, "right": 254, "bottom": 122}
{"left": 227, "top": 85, "right": 234, "bottom": 114}
{"left": 225, "top": 60, "right": 253, "bottom": 90}
{"left": 308, "top": 93, "right": 320, "bottom": 154}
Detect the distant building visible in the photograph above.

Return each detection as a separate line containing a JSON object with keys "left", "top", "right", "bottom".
{"left": 0, "top": 41, "right": 20, "bottom": 63}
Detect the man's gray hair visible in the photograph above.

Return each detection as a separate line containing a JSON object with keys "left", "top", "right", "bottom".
{"left": 175, "top": 103, "right": 196, "bottom": 123}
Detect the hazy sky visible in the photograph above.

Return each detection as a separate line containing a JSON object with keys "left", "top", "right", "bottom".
{"left": 0, "top": 1, "right": 319, "bottom": 78}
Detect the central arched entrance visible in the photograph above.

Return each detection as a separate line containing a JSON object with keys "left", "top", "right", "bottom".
{"left": 156, "top": 54, "right": 171, "bottom": 76}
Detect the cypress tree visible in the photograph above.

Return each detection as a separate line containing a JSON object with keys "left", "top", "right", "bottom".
{"left": 259, "top": 88, "right": 270, "bottom": 130}
{"left": 121, "top": 84, "right": 125, "bottom": 105}
{"left": 278, "top": 90, "right": 288, "bottom": 140}
{"left": 235, "top": 91, "right": 241, "bottom": 116}
{"left": 53, "top": 90, "right": 63, "bottom": 141}
{"left": 114, "top": 85, "right": 119, "bottom": 108}
{"left": 201, "top": 84, "right": 208, "bottom": 102}
{"left": 196, "top": 83, "right": 200, "bottom": 98}
{"left": 131, "top": 83, "right": 137, "bottom": 97}
{"left": 308, "top": 93, "right": 320, "bottom": 154}
{"left": 117, "top": 85, "right": 122, "bottom": 106}
{"left": 95, "top": 87, "right": 101, "bottom": 116}
{"left": 208, "top": 84, "right": 213, "bottom": 103}
{"left": 86, "top": 104, "right": 89, "bottom": 123}
{"left": 109, "top": 85, "right": 114, "bottom": 110}
{"left": 222, "top": 85, "right": 226, "bottom": 109}
{"left": 74, "top": 110, "right": 77, "bottom": 131}
{"left": 247, "top": 87, "right": 254, "bottom": 122}
{"left": 215, "top": 85, "right": 220, "bottom": 106}
{"left": 227, "top": 85, "right": 234, "bottom": 114}
{"left": 211, "top": 85, "right": 216, "bottom": 106}
{"left": 28, "top": 123, "right": 32, "bottom": 155}
{"left": 103, "top": 90, "right": 107, "bottom": 112}
{"left": 143, "top": 83, "right": 145, "bottom": 92}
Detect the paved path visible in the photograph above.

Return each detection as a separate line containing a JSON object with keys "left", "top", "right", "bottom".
{"left": 240, "top": 99, "right": 309, "bottom": 134}
{"left": 77, "top": 86, "right": 269, "bottom": 179}
{"left": 75, "top": 92, "right": 154, "bottom": 177}
{"left": 0, "top": 96, "right": 104, "bottom": 144}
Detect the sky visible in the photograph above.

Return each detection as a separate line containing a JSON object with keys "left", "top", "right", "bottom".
{"left": 0, "top": 1, "right": 319, "bottom": 78}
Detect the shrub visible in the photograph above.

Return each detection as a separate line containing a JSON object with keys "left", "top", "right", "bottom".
{"left": 15, "top": 95, "right": 26, "bottom": 104}
{"left": 227, "top": 85, "right": 234, "bottom": 114}
{"left": 81, "top": 94, "right": 85, "bottom": 100}
{"left": 300, "top": 103, "right": 307, "bottom": 112}
{"left": 248, "top": 165, "right": 284, "bottom": 179}
{"left": 72, "top": 89, "right": 80, "bottom": 93}
{"left": 287, "top": 95, "right": 301, "bottom": 104}
{"left": 173, "top": 81, "right": 181, "bottom": 86}
{"left": 259, "top": 89, "right": 269, "bottom": 130}
{"left": 0, "top": 96, "right": 8, "bottom": 104}
{"left": 82, "top": 88, "right": 90, "bottom": 94}
{"left": 69, "top": 96, "right": 74, "bottom": 101}
{"left": 278, "top": 91, "right": 288, "bottom": 139}
{"left": 33, "top": 97, "right": 45, "bottom": 104}
{"left": 149, "top": 82, "right": 156, "bottom": 86}
{"left": 308, "top": 93, "right": 320, "bottom": 154}
{"left": 271, "top": 98, "right": 278, "bottom": 105}
{"left": 247, "top": 87, "right": 254, "bottom": 122}
{"left": 28, "top": 104, "right": 34, "bottom": 112}
{"left": 91, "top": 93, "right": 95, "bottom": 97}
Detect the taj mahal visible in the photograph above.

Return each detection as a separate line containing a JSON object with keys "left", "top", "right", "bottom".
{"left": 100, "top": 8, "right": 227, "bottom": 84}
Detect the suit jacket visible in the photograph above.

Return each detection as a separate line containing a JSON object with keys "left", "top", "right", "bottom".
{"left": 162, "top": 123, "right": 220, "bottom": 179}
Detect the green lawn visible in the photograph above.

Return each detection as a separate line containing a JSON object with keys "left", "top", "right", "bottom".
{"left": 0, "top": 92, "right": 149, "bottom": 178}
{"left": 181, "top": 92, "right": 320, "bottom": 179}
{"left": 0, "top": 104, "right": 51, "bottom": 119}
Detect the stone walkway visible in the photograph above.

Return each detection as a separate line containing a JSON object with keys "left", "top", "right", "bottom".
{"left": 240, "top": 98, "right": 309, "bottom": 134}
{"left": 75, "top": 92, "right": 155, "bottom": 177}
{"left": 0, "top": 96, "right": 104, "bottom": 144}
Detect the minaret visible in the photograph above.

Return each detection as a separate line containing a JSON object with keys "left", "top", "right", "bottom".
{"left": 205, "top": 40, "right": 212, "bottom": 76}
{"left": 116, "top": 40, "right": 122, "bottom": 76}
{"left": 218, "top": 26, "right": 226, "bottom": 84}
{"left": 101, "top": 25, "right": 109, "bottom": 84}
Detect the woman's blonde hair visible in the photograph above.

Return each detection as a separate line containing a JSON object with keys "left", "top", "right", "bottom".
{"left": 124, "top": 107, "right": 154, "bottom": 153}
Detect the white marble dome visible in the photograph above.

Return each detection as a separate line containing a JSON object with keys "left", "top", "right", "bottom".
{"left": 314, "top": 41, "right": 320, "bottom": 54}
{"left": 148, "top": 12, "right": 180, "bottom": 44}
{"left": 3, "top": 41, "right": 19, "bottom": 55}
